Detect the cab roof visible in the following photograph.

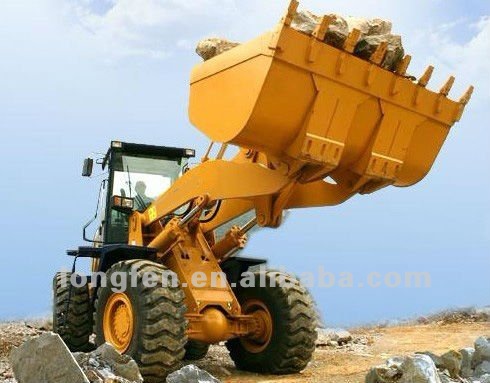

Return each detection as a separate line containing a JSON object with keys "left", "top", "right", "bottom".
{"left": 103, "top": 141, "right": 195, "bottom": 170}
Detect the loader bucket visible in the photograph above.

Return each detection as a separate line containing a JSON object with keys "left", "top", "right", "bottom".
{"left": 189, "top": 1, "right": 472, "bottom": 189}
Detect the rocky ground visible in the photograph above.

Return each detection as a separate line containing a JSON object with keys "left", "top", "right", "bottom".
{"left": 0, "top": 319, "right": 49, "bottom": 382}
{"left": 1, "top": 308, "right": 489, "bottom": 383}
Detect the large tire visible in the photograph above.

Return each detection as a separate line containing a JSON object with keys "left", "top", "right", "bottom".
{"left": 184, "top": 340, "right": 210, "bottom": 361}
{"left": 94, "top": 260, "right": 187, "bottom": 383}
{"left": 52, "top": 272, "right": 93, "bottom": 352}
{"left": 226, "top": 270, "right": 317, "bottom": 374}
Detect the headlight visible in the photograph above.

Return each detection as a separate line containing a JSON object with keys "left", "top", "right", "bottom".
{"left": 112, "top": 196, "right": 134, "bottom": 211}
{"left": 185, "top": 149, "right": 196, "bottom": 157}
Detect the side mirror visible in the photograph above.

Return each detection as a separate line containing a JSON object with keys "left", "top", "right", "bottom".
{"left": 82, "top": 158, "right": 94, "bottom": 177}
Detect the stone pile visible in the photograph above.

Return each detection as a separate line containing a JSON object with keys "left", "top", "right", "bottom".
{"left": 316, "top": 327, "right": 372, "bottom": 355}
{"left": 366, "top": 336, "right": 490, "bottom": 383}
{"left": 418, "top": 307, "right": 490, "bottom": 326}
{"left": 8, "top": 332, "right": 223, "bottom": 383}
{"left": 291, "top": 11, "right": 404, "bottom": 71}
{"left": 196, "top": 10, "right": 404, "bottom": 72}
{"left": 73, "top": 343, "right": 143, "bottom": 383}
{"left": 9, "top": 333, "right": 143, "bottom": 383}
{"left": 316, "top": 328, "right": 353, "bottom": 347}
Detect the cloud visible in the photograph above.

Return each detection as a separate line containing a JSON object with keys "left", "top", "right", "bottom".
{"left": 66, "top": 0, "right": 238, "bottom": 61}
{"left": 422, "top": 16, "right": 490, "bottom": 100}
{"left": 65, "top": 0, "right": 490, "bottom": 96}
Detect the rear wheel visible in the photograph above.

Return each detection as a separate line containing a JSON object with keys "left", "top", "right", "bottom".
{"left": 226, "top": 270, "right": 317, "bottom": 374}
{"left": 184, "top": 340, "right": 210, "bottom": 361}
{"left": 94, "top": 260, "right": 187, "bottom": 383}
{"left": 52, "top": 272, "right": 93, "bottom": 352}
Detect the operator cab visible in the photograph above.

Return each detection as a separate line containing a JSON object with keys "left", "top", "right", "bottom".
{"left": 83, "top": 141, "right": 195, "bottom": 244}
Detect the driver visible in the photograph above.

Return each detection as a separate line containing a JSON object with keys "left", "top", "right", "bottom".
{"left": 134, "top": 181, "right": 153, "bottom": 210}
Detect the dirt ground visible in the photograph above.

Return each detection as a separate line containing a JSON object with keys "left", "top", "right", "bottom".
{"left": 195, "top": 322, "right": 490, "bottom": 383}
{"left": 1, "top": 318, "right": 489, "bottom": 382}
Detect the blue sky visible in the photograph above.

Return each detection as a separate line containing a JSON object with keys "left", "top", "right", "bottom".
{"left": 0, "top": 0, "right": 489, "bottom": 326}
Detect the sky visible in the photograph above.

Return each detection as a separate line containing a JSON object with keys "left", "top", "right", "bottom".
{"left": 0, "top": 0, "right": 489, "bottom": 326}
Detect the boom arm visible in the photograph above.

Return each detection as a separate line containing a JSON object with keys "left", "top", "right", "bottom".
{"left": 134, "top": 147, "right": 357, "bottom": 233}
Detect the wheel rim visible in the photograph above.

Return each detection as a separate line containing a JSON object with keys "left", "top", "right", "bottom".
{"left": 103, "top": 292, "right": 134, "bottom": 353}
{"left": 240, "top": 299, "right": 273, "bottom": 353}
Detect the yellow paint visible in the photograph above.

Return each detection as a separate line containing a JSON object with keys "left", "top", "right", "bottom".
{"left": 119, "top": 1, "right": 473, "bottom": 345}
{"left": 103, "top": 293, "right": 134, "bottom": 353}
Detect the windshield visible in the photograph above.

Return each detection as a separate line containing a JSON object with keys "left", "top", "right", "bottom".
{"left": 112, "top": 154, "right": 185, "bottom": 211}
{"left": 105, "top": 153, "right": 186, "bottom": 244}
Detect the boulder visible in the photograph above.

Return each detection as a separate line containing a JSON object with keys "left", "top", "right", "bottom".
{"left": 291, "top": 11, "right": 349, "bottom": 49}
{"left": 316, "top": 328, "right": 352, "bottom": 346}
{"left": 479, "top": 374, "right": 490, "bottom": 383}
{"left": 93, "top": 343, "right": 142, "bottom": 383}
{"left": 10, "top": 332, "right": 89, "bottom": 383}
{"left": 74, "top": 343, "right": 143, "bottom": 383}
{"left": 399, "top": 355, "right": 442, "bottom": 383}
{"left": 475, "top": 361, "right": 490, "bottom": 377}
{"left": 331, "top": 329, "right": 353, "bottom": 345}
{"left": 196, "top": 38, "right": 240, "bottom": 61}
{"left": 346, "top": 17, "right": 393, "bottom": 36}
{"left": 354, "top": 34, "right": 404, "bottom": 71}
{"left": 417, "top": 352, "right": 445, "bottom": 370}
{"left": 365, "top": 357, "right": 404, "bottom": 382}
{"left": 435, "top": 371, "right": 464, "bottom": 383}
{"left": 440, "top": 350, "right": 462, "bottom": 378}
{"left": 291, "top": 11, "right": 398, "bottom": 55}
{"left": 367, "top": 355, "right": 442, "bottom": 383}
{"left": 459, "top": 347, "right": 475, "bottom": 378}
{"left": 323, "top": 14, "right": 349, "bottom": 49}
{"left": 166, "top": 364, "right": 221, "bottom": 383}
{"left": 474, "top": 337, "right": 490, "bottom": 367}
{"left": 291, "top": 10, "right": 320, "bottom": 35}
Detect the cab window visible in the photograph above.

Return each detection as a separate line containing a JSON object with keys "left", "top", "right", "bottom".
{"left": 105, "top": 153, "right": 186, "bottom": 244}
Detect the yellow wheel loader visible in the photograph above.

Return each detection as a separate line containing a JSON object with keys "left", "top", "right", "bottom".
{"left": 53, "top": 1, "right": 472, "bottom": 381}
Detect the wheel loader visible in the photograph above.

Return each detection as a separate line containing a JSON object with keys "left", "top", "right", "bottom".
{"left": 53, "top": 1, "right": 473, "bottom": 381}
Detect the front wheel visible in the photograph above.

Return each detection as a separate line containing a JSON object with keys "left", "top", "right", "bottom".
{"left": 226, "top": 270, "right": 318, "bottom": 374}
{"left": 94, "top": 260, "right": 187, "bottom": 383}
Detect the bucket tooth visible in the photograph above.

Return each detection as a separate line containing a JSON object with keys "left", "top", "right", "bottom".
{"left": 435, "top": 77, "right": 454, "bottom": 114}
{"left": 459, "top": 85, "right": 474, "bottom": 105}
{"left": 417, "top": 66, "right": 434, "bottom": 87}
{"left": 343, "top": 29, "right": 361, "bottom": 53}
{"left": 439, "top": 76, "right": 455, "bottom": 96}
{"left": 313, "top": 15, "right": 333, "bottom": 41}
{"left": 453, "top": 85, "right": 474, "bottom": 121}
{"left": 395, "top": 55, "right": 411, "bottom": 76}
{"left": 369, "top": 42, "right": 388, "bottom": 65}
{"left": 283, "top": 0, "right": 299, "bottom": 26}
{"left": 308, "top": 15, "right": 333, "bottom": 62}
